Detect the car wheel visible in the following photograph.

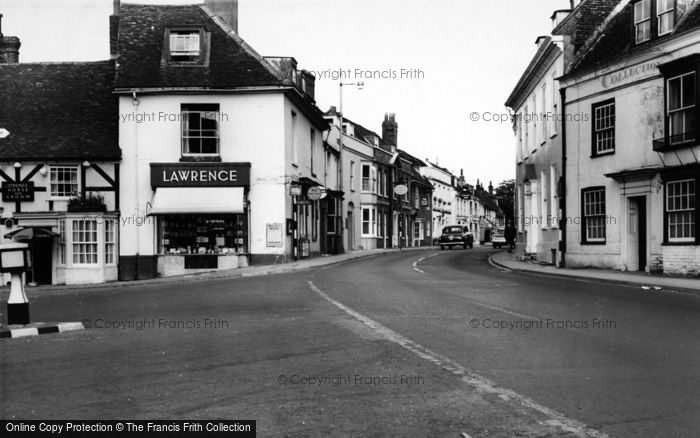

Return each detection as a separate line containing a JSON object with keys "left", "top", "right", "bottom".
{"left": 440, "top": 245, "right": 445, "bottom": 250}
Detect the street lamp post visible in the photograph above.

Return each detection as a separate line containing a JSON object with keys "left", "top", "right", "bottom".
{"left": 338, "top": 81, "right": 363, "bottom": 252}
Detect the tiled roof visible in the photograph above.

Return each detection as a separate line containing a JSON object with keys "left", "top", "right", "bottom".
{"left": 552, "top": 0, "right": 620, "bottom": 53}
{"left": 566, "top": 1, "right": 700, "bottom": 75}
{"left": 0, "top": 61, "right": 121, "bottom": 161}
{"left": 114, "top": 4, "right": 282, "bottom": 89}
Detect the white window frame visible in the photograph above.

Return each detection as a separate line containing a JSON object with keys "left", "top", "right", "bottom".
{"left": 551, "top": 71, "right": 558, "bottom": 136}
{"left": 583, "top": 188, "right": 606, "bottom": 243}
{"left": 540, "top": 171, "right": 548, "bottom": 229}
{"left": 291, "top": 111, "right": 298, "bottom": 165}
{"left": 361, "top": 206, "right": 377, "bottom": 237}
{"left": 593, "top": 100, "right": 616, "bottom": 155}
{"left": 634, "top": 0, "right": 652, "bottom": 44}
{"left": 72, "top": 219, "right": 99, "bottom": 265}
{"left": 657, "top": 0, "right": 676, "bottom": 36}
{"left": 104, "top": 218, "right": 116, "bottom": 265}
{"left": 181, "top": 104, "right": 220, "bottom": 156}
{"left": 541, "top": 84, "right": 547, "bottom": 143}
{"left": 361, "top": 163, "right": 376, "bottom": 193}
{"left": 58, "top": 220, "right": 66, "bottom": 265}
{"left": 666, "top": 179, "right": 695, "bottom": 242}
{"left": 550, "top": 165, "right": 558, "bottom": 228}
{"left": 667, "top": 72, "right": 696, "bottom": 144}
{"left": 169, "top": 31, "right": 201, "bottom": 60}
{"left": 350, "top": 161, "right": 356, "bottom": 191}
{"left": 50, "top": 166, "right": 79, "bottom": 199}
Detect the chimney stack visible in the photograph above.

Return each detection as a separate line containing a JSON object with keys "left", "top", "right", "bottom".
{"left": 0, "top": 14, "right": 21, "bottom": 64}
{"left": 109, "top": 0, "right": 120, "bottom": 59}
{"left": 205, "top": 0, "right": 239, "bottom": 33}
{"left": 382, "top": 113, "right": 398, "bottom": 149}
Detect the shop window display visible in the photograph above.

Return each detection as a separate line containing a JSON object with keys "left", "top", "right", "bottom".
{"left": 158, "top": 215, "right": 247, "bottom": 255}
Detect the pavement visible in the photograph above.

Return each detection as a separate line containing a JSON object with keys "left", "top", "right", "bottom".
{"left": 490, "top": 250, "right": 699, "bottom": 293}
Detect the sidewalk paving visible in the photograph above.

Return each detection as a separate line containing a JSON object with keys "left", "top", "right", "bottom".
{"left": 490, "top": 250, "right": 699, "bottom": 293}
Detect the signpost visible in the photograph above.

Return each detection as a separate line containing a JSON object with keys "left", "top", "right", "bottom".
{"left": 307, "top": 186, "right": 323, "bottom": 201}
{"left": 394, "top": 184, "right": 408, "bottom": 196}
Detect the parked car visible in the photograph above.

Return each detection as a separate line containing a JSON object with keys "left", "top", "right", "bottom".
{"left": 438, "top": 225, "right": 474, "bottom": 250}
{"left": 491, "top": 227, "right": 507, "bottom": 248}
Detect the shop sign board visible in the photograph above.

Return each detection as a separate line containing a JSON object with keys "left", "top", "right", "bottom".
{"left": 2, "top": 182, "right": 34, "bottom": 202}
{"left": 150, "top": 163, "right": 250, "bottom": 187}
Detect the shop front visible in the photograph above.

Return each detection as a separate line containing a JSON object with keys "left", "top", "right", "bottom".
{"left": 148, "top": 162, "right": 250, "bottom": 277}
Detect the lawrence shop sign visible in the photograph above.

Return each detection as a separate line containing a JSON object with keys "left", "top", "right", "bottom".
{"left": 150, "top": 163, "right": 250, "bottom": 187}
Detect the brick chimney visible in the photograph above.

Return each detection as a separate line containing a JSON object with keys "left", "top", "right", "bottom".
{"left": 382, "top": 113, "right": 398, "bottom": 148}
{"left": 0, "top": 14, "right": 21, "bottom": 64}
{"left": 110, "top": 0, "right": 120, "bottom": 59}
{"left": 205, "top": 0, "right": 239, "bottom": 33}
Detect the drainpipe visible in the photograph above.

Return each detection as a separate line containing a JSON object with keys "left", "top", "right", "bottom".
{"left": 559, "top": 87, "right": 567, "bottom": 268}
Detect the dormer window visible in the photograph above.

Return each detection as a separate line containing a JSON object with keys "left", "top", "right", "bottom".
{"left": 634, "top": 0, "right": 652, "bottom": 44}
{"left": 657, "top": 0, "right": 676, "bottom": 35}
{"left": 633, "top": 0, "right": 678, "bottom": 44}
{"left": 170, "top": 31, "right": 200, "bottom": 61}
{"left": 165, "top": 28, "right": 207, "bottom": 65}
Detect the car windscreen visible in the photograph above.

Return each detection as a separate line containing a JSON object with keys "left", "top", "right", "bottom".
{"left": 443, "top": 227, "right": 463, "bottom": 233}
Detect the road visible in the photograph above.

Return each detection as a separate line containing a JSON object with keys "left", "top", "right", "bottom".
{"left": 1, "top": 248, "right": 699, "bottom": 437}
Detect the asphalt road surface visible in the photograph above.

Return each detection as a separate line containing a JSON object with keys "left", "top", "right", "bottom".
{"left": 1, "top": 248, "right": 698, "bottom": 437}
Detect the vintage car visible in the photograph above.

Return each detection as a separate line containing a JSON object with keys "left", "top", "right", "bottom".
{"left": 491, "top": 227, "right": 507, "bottom": 248}
{"left": 438, "top": 225, "right": 474, "bottom": 250}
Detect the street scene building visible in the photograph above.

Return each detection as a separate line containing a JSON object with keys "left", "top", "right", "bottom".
{"left": 0, "top": 37, "right": 121, "bottom": 285}
{"left": 506, "top": 33, "right": 564, "bottom": 265}
{"left": 557, "top": 0, "right": 700, "bottom": 275}
{"left": 508, "top": 0, "right": 700, "bottom": 275}
{"left": 3, "top": 2, "right": 700, "bottom": 437}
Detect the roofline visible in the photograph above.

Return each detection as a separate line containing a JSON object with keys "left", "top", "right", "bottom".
{"left": 0, "top": 156, "right": 122, "bottom": 162}
{"left": 198, "top": 4, "right": 284, "bottom": 82}
{"left": 0, "top": 60, "right": 114, "bottom": 67}
{"left": 505, "top": 40, "right": 561, "bottom": 109}
{"left": 113, "top": 86, "right": 290, "bottom": 94}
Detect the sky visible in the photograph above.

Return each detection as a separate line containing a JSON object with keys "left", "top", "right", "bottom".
{"left": 1, "top": 0, "right": 568, "bottom": 186}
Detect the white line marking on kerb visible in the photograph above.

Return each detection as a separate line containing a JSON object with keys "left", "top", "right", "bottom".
{"left": 308, "top": 280, "right": 609, "bottom": 438}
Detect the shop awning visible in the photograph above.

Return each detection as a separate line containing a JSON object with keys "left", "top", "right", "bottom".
{"left": 4, "top": 227, "right": 60, "bottom": 241}
{"left": 149, "top": 187, "right": 245, "bottom": 215}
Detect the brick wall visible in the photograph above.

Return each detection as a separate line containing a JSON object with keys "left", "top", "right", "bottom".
{"left": 662, "top": 246, "right": 700, "bottom": 276}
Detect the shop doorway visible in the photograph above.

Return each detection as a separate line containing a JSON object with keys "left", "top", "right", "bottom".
{"left": 30, "top": 237, "right": 54, "bottom": 285}
{"left": 627, "top": 196, "right": 647, "bottom": 272}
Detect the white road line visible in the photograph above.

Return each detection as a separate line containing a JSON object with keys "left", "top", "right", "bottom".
{"left": 412, "top": 259, "right": 426, "bottom": 274}
{"left": 308, "top": 280, "right": 609, "bottom": 438}
{"left": 412, "top": 253, "right": 440, "bottom": 274}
